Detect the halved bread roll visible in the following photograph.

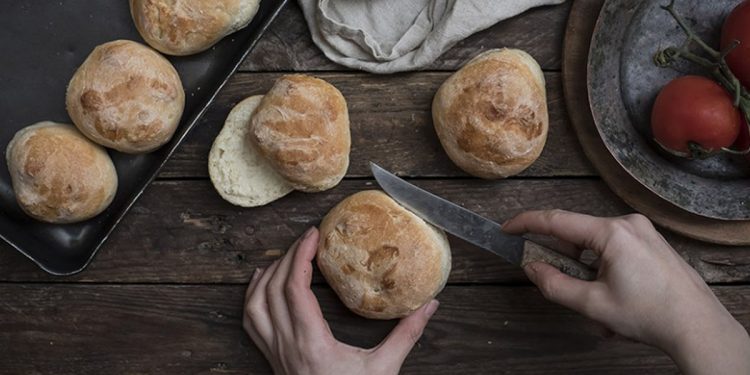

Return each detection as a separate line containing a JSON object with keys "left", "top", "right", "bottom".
{"left": 208, "top": 96, "right": 293, "bottom": 207}
{"left": 250, "top": 74, "right": 351, "bottom": 193}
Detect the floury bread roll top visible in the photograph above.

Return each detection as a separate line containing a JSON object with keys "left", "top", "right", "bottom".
{"left": 249, "top": 74, "right": 351, "bottom": 193}
{"left": 432, "top": 48, "right": 549, "bottom": 179}
{"left": 66, "top": 40, "right": 185, "bottom": 154}
{"left": 209, "top": 74, "right": 351, "bottom": 207}
{"left": 6, "top": 122, "right": 118, "bottom": 224}
{"left": 129, "top": 0, "right": 261, "bottom": 56}
{"left": 317, "top": 191, "right": 451, "bottom": 320}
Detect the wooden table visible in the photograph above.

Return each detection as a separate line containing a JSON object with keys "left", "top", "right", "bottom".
{"left": 1, "top": 2, "right": 749, "bottom": 374}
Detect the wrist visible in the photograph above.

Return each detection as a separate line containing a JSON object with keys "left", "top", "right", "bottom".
{"left": 666, "top": 312, "right": 750, "bottom": 375}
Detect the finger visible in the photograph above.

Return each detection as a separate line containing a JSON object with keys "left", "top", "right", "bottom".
{"left": 372, "top": 300, "right": 439, "bottom": 369}
{"left": 245, "top": 267, "right": 264, "bottom": 302}
{"left": 524, "top": 262, "right": 610, "bottom": 320}
{"left": 503, "top": 210, "right": 609, "bottom": 255}
{"left": 243, "top": 268, "right": 273, "bottom": 360}
{"left": 285, "top": 228, "right": 331, "bottom": 339}
{"left": 242, "top": 268, "right": 270, "bottom": 357}
{"left": 247, "top": 259, "right": 281, "bottom": 344}
{"left": 267, "top": 229, "right": 315, "bottom": 338}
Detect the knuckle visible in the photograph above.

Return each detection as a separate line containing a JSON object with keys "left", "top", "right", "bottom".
{"left": 539, "top": 275, "right": 561, "bottom": 300}
{"left": 623, "top": 213, "right": 652, "bottom": 229}
{"left": 284, "top": 280, "right": 299, "bottom": 299}
{"left": 407, "top": 326, "right": 424, "bottom": 343}
{"left": 545, "top": 209, "right": 566, "bottom": 221}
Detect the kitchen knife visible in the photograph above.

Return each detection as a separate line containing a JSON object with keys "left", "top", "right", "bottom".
{"left": 371, "top": 162, "right": 597, "bottom": 281}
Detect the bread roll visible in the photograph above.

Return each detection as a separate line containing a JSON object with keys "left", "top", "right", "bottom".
{"left": 317, "top": 191, "right": 451, "bottom": 320}
{"left": 249, "top": 75, "right": 351, "bottom": 192}
{"left": 208, "top": 95, "right": 293, "bottom": 207}
{"left": 6, "top": 122, "right": 118, "bottom": 224}
{"left": 130, "top": 0, "right": 261, "bottom": 56}
{"left": 432, "top": 48, "right": 549, "bottom": 179}
{"left": 66, "top": 40, "right": 185, "bottom": 154}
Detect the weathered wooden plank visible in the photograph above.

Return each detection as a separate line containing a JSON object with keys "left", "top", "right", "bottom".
{"left": 159, "top": 72, "right": 595, "bottom": 179}
{"left": 239, "top": 2, "right": 570, "bottom": 72}
{"left": 2, "top": 284, "right": 748, "bottom": 374}
{"left": 1, "top": 179, "right": 748, "bottom": 284}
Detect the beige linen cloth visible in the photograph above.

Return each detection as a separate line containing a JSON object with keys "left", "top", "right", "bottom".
{"left": 297, "top": 0, "right": 565, "bottom": 73}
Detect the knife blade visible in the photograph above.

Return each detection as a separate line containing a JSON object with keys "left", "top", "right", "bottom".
{"left": 371, "top": 162, "right": 596, "bottom": 281}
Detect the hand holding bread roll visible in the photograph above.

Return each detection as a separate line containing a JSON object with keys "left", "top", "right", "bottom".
{"left": 6, "top": 122, "right": 118, "bottom": 224}
{"left": 317, "top": 191, "right": 451, "bottom": 319}
{"left": 209, "top": 74, "right": 351, "bottom": 207}
{"left": 130, "top": 0, "right": 261, "bottom": 56}
{"left": 66, "top": 40, "right": 185, "bottom": 154}
{"left": 432, "top": 48, "right": 549, "bottom": 179}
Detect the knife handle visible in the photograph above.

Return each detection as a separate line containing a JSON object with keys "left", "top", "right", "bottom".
{"left": 522, "top": 241, "right": 597, "bottom": 281}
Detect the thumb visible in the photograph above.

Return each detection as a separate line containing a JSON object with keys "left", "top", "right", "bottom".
{"left": 525, "top": 262, "right": 607, "bottom": 318}
{"left": 372, "top": 300, "right": 439, "bottom": 369}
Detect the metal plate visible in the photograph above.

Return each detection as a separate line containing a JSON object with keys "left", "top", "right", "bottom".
{"left": 0, "top": 0, "right": 287, "bottom": 275}
{"left": 588, "top": 0, "right": 750, "bottom": 220}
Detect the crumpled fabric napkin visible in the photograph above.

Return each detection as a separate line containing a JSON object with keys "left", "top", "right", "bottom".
{"left": 297, "top": 0, "right": 565, "bottom": 74}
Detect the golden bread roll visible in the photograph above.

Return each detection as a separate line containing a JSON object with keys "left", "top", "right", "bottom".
{"left": 129, "top": 0, "right": 261, "bottom": 56}
{"left": 432, "top": 48, "right": 549, "bottom": 179}
{"left": 66, "top": 40, "right": 185, "bottom": 154}
{"left": 317, "top": 191, "right": 451, "bottom": 320}
{"left": 6, "top": 122, "right": 118, "bottom": 224}
{"left": 249, "top": 74, "right": 351, "bottom": 192}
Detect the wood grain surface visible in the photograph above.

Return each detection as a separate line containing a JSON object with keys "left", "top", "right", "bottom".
{"left": 2, "top": 180, "right": 748, "bottom": 284}
{"left": 2, "top": 1, "right": 750, "bottom": 374}
{"left": 1, "top": 284, "right": 748, "bottom": 374}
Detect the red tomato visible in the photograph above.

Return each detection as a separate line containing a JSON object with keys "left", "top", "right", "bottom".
{"left": 722, "top": 1, "right": 750, "bottom": 88}
{"left": 651, "top": 76, "right": 741, "bottom": 157}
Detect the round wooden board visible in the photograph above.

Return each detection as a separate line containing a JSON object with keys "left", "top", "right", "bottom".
{"left": 563, "top": 0, "right": 750, "bottom": 246}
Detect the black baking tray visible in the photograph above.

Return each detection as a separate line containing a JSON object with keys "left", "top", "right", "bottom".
{"left": 0, "top": 0, "right": 287, "bottom": 275}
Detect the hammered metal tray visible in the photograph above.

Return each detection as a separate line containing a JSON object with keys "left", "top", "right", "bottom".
{"left": 588, "top": 0, "right": 750, "bottom": 220}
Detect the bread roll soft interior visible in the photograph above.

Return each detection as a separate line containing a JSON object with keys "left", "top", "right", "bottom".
{"left": 432, "top": 48, "right": 549, "bottom": 179}
{"left": 317, "top": 191, "right": 452, "bottom": 320}
{"left": 208, "top": 95, "right": 294, "bottom": 207}
{"left": 6, "top": 122, "right": 118, "bottom": 224}
{"left": 130, "top": 0, "right": 261, "bottom": 56}
{"left": 66, "top": 40, "right": 185, "bottom": 154}
{"left": 249, "top": 74, "right": 351, "bottom": 192}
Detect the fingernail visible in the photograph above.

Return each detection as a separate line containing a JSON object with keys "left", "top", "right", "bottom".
{"left": 424, "top": 300, "right": 439, "bottom": 318}
{"left": 252, "top": 268, "right": 262, "bottom": 279}
{"left": 302, "top": 227, "right": 315, "bottom": 239}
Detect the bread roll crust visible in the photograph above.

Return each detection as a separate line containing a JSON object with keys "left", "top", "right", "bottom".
{"left": 66, "top": 40, "right": 185, "bottom": 153}
{"left": 249, "top": 75, "right": 351, "bottom": 192}
{"left": 432, "top": 48, "right": 549, "bottom": 179}
{"left": 317, "top": 191, "right": 451, "bottom": 320}
{"left": 6, "top": 122, "right": 118, "bottom": 223}
{"left": 129, "top": 0, "right": 260, "bottom": 56}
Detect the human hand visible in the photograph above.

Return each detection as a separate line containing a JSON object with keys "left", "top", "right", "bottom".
{"left": 503, "top": 210, "right": 750, "bottom": 375}
{"left": 243, "top": 227, "right": 440, "bottom": 375}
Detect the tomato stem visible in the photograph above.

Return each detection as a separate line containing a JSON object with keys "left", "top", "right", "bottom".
{"left": 655, "top": 0, "right": 748, "bottom": 108}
